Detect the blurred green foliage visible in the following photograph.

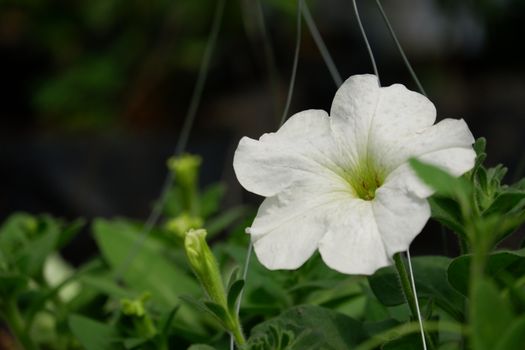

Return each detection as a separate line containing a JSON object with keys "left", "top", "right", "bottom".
{"left": 1, "top": 0, "right": 298, "bottom": 130}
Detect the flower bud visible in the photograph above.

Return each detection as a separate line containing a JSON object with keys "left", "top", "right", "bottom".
{"left": 167, "top": 154, "right": 202, "bottom": 190}
{"left": 184, "top": 229, "right": 227, "bottom": 306}
{"left": 165, "top": 213, "right": 203, "bottom": 239}
{"left": 120, "top": 293, "right": 151, "bottom": 317}
{"left": 120, "top": 293, "right": 156, "bottom": 338}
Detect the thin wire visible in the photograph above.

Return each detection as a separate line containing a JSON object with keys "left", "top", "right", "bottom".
{"left": 373, "top": 4, "right": 430, "bottom": 345}
{"left": 230, "top": 241, "right": 253, "bottom": 350}
{"left": 374, "top": 0, "right": 426, "bottom": 96}
{"left": 352, "top": 0, "right": 380, "bottom": 85}
{"left": 406, "top": 249, "right": 428, "bottom": 350}
{"left": 302, "top": 2, "right": 343, "bottom": 87}
{"left": 352, "top": 2, "right": 426, "bottom": 347}
{"left": 280, "top": 0, "right": 304, "bottom": 126}
{"left": 115, "top": 0, "right": 226, "bottom": 280}
{"left": 232, "top": 2, "right": 305, "bottom": 348}
{"left": 254, "top": 0, "right": 281, "bottom": 119}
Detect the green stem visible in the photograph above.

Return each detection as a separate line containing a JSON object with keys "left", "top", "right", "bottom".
{"left": 394, "top": 253, "right": 419, "bottom": 319}
{"left": 230, "top": 316, "right": 246, "bottom": 347}
{"left": 3, "top": 299, "right": 37, "bottom": 350}
{"left": 393, "top": 253, "right": 436, "bottom": 350}
{"left": 458, "top": 236, "right": 469, "bottom": 255}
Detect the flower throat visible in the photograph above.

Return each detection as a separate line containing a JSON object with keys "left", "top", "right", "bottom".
{"left": 344, "top": 161, "right": 384, "bottom": 201}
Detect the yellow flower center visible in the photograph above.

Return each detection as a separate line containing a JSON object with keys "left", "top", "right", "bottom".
{"left": 344, "top": 160, "right": 385, "bottom": 201}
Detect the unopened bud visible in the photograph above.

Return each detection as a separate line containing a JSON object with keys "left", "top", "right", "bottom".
{"left": 167, "top": 154, "right": 202, "bottom": 190}
{"left": 165, "top": 213, "right": 203, "bottom": 239}
{"left": 184, "top": 229, "right": 227, "bottom": 306}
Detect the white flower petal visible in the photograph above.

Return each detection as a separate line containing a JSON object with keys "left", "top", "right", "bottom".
{"left": 330, "top": 74, "right": 436, "bottom": 162}
{"left": 233, "top": 109, "right": 348, "bottom": 197}
{"left": 367, "top": 81, "right": 436, "bottom": 139}
{"left": 375, "top": 118, "right": 475, "bottom": 173}
{"left": 330, "top": 75, "right": 380, "bottom": 160}
{"left": 372, "top": 185, "right": 431, "bottom": 257}
{"left": 251, "top": 184, "right": 352, "bottom": 270}
{"left": 386, "top": 147, "right": 476, "bottom": 198}
{"left": 318, "top": 200, "right": 389, "bottom": 275}
{"left": 233, "top": 73, "right": 477, "bottom": 276}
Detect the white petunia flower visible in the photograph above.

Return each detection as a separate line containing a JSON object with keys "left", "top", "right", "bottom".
{"left": 233, "top": 74, "right": 475, "bottom": 275}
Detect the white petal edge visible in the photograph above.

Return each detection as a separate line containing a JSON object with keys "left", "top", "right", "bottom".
{"left": 386, "top": 147, "right": 476, "bottom": 198}
{"left": 374, "top": 118, "right": 475, "bottom": 173}
{"left": 372, "top": 185, "right": 431, "bottom": 257}
{"left": 233, "top": 109, "right": 341, "bottom": 197}
{"left": 251, "top": 188, "right": 352, "bottom": 270}
{"left": 318, "top": 200, "right": 390, "bottom": 275}
{"left": 330, "top": 74, "right": 436, "bottom": 163}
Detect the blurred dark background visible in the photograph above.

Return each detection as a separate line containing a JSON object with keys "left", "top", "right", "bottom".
{"left": 1, "top": 0, "right": 524, "bottom": 261}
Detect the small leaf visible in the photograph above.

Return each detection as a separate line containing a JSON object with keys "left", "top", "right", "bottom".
{"left": 159, "top": 306, "right": 179, "bottom": 341}
{"left": 428, "top": 196, "right": 466, "bottom": 238}
{"left": 227, "top": 279, "right": 245, "bottom": 313}
{"left": 56, "top": 217, "right": 85, "bottom": 249}
{"left": 68, "top": 314, "right": 121, "bottom": 350}
{"left": 93, "top": 219, "right": 199, "bottom": 305}
{"left": 494, "top": 316, "right": 525, "bottom": 350}
{"left": 226, "top": 266, "right": 240, "bottom": 290}
{"left": 409, "top": 159, "right": 472, "bottom": 206}
{"left": 382, "top": 333, "right": 423, "bottom": 350}
{"left": 199, "top": 183, "right": 226, "bottom": 218}
{"left": 179, "top": 295, "right": 208, "bottom": 314}
{"left": 80, "top": 274, "right": 134, "bottom": 299}
{"left": 483, "top": 190, "right": 525, "bottom": 216}
{"left": 448, "top": 248, "right": 525, "bottom": 296}
{"left": 246, "top": 305, "right": 365, "bottom": 349}
{"left": 473, "top": 137, "right": 486, "bottom": 156}
{"left": 16, "top": 223, "right": 59, "bottom": 278}
{"left": 203, "top": 301, "right": 228, "bottom": 324}
{"left": 0, "top": 273, "right": 28, "bottom": 297}
{"left": 123, "top": 338, "right": 147, "bottom": 349}
{"left": 188, "top": 345, "right": 217, "bottom": 350}
{"left": 470, "top": 137, "right": 487, "bottom": 180}
{"left": 369, "top": 256, "right": 465, "bottom": 321}
{"left": 205, "top": 206, "right": 247, "bottom": 238}
{"left": 93, "top": 219, "right": 203, "bottom": 333}
{"left": 471, "top": 278, "right": 514, "bottom": 350}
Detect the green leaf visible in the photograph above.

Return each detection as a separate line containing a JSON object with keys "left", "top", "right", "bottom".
{"left": 0, "top": 273, "right": 28, "bottom": 297}
{"left": 369, "top": 256, "right": 464, "bottom": 321}
{"left": 159, "top": 306, "right": 179, "bottom": 342}
{"left": 80, "top": 274, "right": 134, "bottom": 299}
{"left": 409, "top": 159, "right": 472, "bottom": 207}
{"left": 227, "top": 279, "right": 245, "bottom": 313}
{"left": 122, "top": 338, "right": 147, "bottom": 349}
{"left": 179, "top": 295, "right": 210, "bottom": 316}
{"left": 68, "top": 314, "right": 122, "bottom": 350}
{"left": 199, "top": 183, "right": 226, "bottom": 219}
{"left": 494, "top": 316, "right": 525, "bottom": 350}
{"left": 483, "top": 190, "right": 525, "bottom": 216}
{"left": 448, "top": 248, "right": 525, "bottom": 296}
{"left": 226, "top": 266, "right": 240, "bottom": 290}
{"left": 56, "top": 218, "right": 85, "bottom": 249}
{"left": 203, "top": 301, "right": 228, "bottom": 324}
{"left": 382, "top": 333, "right": 423, "bottom": 350}
{"left": 188, "top": 345, "right": 217, "bottom": 350}
{"left": 246, "top": 305, "right": 365, "bottom": 349}
{"left": 16, "top": 222, "right": 59, "bottom": 278}
{"left": 428, "top": 196, "right": 466, "bottom": 238}
{"left": 93, "top": 219, "right": 202, "bottom": 330}
{"left": 205, "top": 206, "right": 247, "bottom": 238}
{"left": 471, "top": 279, "right": 514, "bottom": 350}
{"left": 470, "top": 137, "right": 487, "bottom": 180}
{"left": 93, "top": 219, "right": 198, "bottom": 303}
{"left": 473, "top": 137, "right": 486, "bottom": 156}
